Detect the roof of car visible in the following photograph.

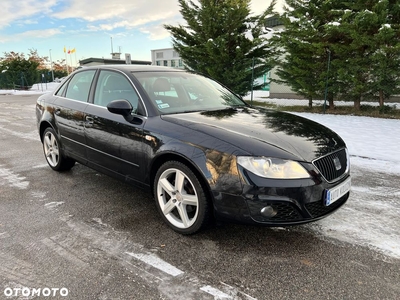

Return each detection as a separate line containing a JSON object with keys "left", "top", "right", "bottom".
{"left": 79, "top": 64, "right": 185, "bottom": 73}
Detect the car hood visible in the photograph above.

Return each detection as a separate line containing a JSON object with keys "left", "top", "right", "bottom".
{"left": 161, "top": 107, "right": 345, "bottom": 162}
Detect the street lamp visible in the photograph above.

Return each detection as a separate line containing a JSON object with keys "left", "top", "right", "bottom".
{"left": 49, "top": 49, "right": 55, "bottom": 82}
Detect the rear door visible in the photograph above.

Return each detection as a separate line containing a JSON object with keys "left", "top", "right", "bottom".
{"left": 84, "top": 70, "right": 146, "bottom": 183}
{"left": 53, "top": 70, "right": 96, "bottom": 162}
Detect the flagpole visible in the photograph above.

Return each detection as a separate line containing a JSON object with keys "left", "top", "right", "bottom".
{"left": 69, "top": 49, "right": 73, "bottom": 71}
{"left": 64, "top": 46, "right": 69, "bottom": 74}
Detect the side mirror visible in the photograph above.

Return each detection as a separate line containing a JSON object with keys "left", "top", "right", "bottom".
{"left": 107, "top": 99, "right": 132, "bottom": 117}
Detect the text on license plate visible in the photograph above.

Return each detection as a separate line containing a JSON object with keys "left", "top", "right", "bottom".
{"left": 324, "top": 177, "right": 351, "bottom": 206}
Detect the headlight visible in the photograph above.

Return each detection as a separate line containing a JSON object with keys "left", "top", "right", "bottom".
{"left": 237, "top": 156, "right": 310, "bottom": 179}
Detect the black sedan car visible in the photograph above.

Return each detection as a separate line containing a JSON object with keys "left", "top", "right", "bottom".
{"left": 36, "top": 65, "right": 351, "bottom": 234}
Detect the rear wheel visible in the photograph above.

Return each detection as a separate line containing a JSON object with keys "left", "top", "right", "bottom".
{"left": 42, "top": 127, "right": 75, "bottom": 171}
{"left": 154, "top": 161, "right": 210, "bottom": 235}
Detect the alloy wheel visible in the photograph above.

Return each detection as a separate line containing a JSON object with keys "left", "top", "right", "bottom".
{"left": 156, "top": 168, "right": 199, "bottom": 229}
{"left": 43, "top": 131, "right": 60, "bottom": 167}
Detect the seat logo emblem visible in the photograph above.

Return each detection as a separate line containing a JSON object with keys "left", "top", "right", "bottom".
{"left": 333, "top": 157, "right": 341, "bottom": 171}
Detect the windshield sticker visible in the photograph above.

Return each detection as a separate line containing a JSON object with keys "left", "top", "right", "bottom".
{"left": 158, "top": 103, "right": 170, "bottom": 109}
{"left": 155, "top": 100, "right": 163, "bottom": 104}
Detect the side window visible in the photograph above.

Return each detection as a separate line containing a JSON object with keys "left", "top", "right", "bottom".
{"left": 55, "top": 80, "right": 68, "bottom": 96}
{"left": 65, "top": 70, "right": 96, "bottom": 102}
{"left": 94, "top": 70, "right": 139, "bottom": 113}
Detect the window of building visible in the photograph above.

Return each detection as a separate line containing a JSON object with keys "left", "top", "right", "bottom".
{"left": 178, "top": 60, "right": 183, "bottom": 67}
{"left": 156, "top": 52, "right": 163, "bottom": 59}
{"left": 163, "top": 60, "right": 168, "bottom": 66}
{"left": 172, "top": 51, "right": 179, "bottom": 58}
{"left": 156, "top": 61, "right": 161, "bottom": 66}
{"left": 171, "top": 60, "right": 176, "bottom": 67}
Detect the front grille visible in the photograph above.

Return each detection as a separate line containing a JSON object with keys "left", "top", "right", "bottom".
{"left": 270, "top": 203, "right": 302, "bottom": 221}
{"left": 313, "top": 149, "right": 348, "bottom": 182}
{"left": 305, "top": 193, "right": 348, "bottom": 218}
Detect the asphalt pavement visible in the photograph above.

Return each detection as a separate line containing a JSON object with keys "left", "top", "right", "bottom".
{"left": 0, "top": 94, "right": 399, "bottom": 300}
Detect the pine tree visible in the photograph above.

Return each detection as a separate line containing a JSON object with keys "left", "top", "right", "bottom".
{"left": 275, "top": 0, "right": 353, "bottom": 109}
{"left": 275, "top": 0, "right": 326, "bottom": 108}
{"left": 276, "top": 0, "right": 400, "bottom": 109}
{"left": 164, "top": 0, "right": 276, "bottom": 96}
{"left": 329, "top": 6, "right": 374, "bottom": 109}
{"left": 330, "top": 0, "right": 400, "bottom": 109}
{"left": 369, "top": 0, "right": 400, "bottom": 107}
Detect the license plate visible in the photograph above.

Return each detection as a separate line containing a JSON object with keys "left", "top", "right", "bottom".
{"left": 324, "top": 177, "right": 351, "bottom": 206}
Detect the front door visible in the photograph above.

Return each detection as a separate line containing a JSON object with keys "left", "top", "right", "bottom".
{"left": 84, "top": 70, "right": 146, "bottom": 183}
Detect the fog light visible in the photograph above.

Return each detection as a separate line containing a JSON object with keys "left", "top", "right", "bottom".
{"left": 260, "top": 206, "right": 277, "bottom": 218}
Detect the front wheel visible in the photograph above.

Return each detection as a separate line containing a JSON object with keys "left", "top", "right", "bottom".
{"left": 42, "top": 127, "right": 75, "bottom": 171}
{"left": 154, "top": 161, "right": 211, "bottom": 235}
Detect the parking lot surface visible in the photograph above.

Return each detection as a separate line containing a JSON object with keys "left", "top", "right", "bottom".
{"left": 1, "top": 94, "right": 399, "bottom": 299}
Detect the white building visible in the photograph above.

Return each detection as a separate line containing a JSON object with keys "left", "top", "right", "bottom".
{"left": 265, "top": 17, "right": 297, "bottom": 98}
{"left": 150, "top": 48, "right": 184, "bottom": 68}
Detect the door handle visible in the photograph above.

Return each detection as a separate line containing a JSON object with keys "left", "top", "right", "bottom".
{"left": 55, "top": 108, "right": 61, "bottom": 115}
{"left": 85, "top": 116, "right": 94, "bottom": 125}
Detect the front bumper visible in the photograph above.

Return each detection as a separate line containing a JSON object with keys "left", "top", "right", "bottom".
{"left": 212, "top": 168, "right": 350, "bottom": 226}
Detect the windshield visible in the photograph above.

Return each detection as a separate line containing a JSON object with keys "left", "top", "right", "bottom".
{"left": 133, "top": 71, "right": 246, "bottom": 114}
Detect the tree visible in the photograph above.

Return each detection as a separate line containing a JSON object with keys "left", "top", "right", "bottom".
{"left": 274, "top": 0, "right": 329, "bottom": 108}
{"left": 275, "top": 0, "right": 352, "bottom": 109}
{"left": 328, "top": 6, "right": 375, "bottom": 110}
{"left": 28, "top": 48, "right": 48, "bottom": 70}
{"left": 165, "top": 0, "right": 276, "bottom": 96}
{"left": 0, "top": 52, "right": 39, "bottom": 89}
{"left": 52, "top": 60, "right": 68, "bottom": 79}
{"left": 275, "top": 0, "right": 400, "bottom": 110}
{"left": 328, "top": 0, "right": 400, "bottom": 109}
{"left": 368, "top": 0, "right": 400, "bottom": 107}
{"left": 0, "top": 49, "right": 68, "bottom": 88}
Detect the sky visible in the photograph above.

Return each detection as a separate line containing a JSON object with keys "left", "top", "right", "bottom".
{"left": 0, "top": 0, "right": 284, "bottom": 66}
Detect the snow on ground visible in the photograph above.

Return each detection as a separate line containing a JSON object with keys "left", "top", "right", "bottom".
{"left": 269, "top": 94, "right": 400, "bottom": 260}
{"left": 293, "top": 113, "right": 400, "bottom": 260}
{"left": 2, "top": 85, "right": 400, "bottom": 259}
{"left": 308, "top": 179, "right": 400, "bottom": 260}
{"left": 244, "top": 90, "right": 400, "bottom": 108}
{"left": 0, "top": 82, "right": 60, "bottom": 96}
{"left": 292, "top": 112, "right": 400, "bottom": 174}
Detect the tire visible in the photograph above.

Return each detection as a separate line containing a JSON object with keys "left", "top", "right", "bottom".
{"left": 153, "top": 161, "right": 211, "bottom": 235}
{"left": 42, "top": 127, "right": 75, "bottom": 171}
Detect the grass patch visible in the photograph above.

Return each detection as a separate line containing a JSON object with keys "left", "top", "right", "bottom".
{"left": 250, "top": 101, "right": 400, "bottom": 119}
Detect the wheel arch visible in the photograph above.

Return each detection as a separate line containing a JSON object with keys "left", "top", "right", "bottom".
{"left": 39, "top": 121, "right": 54, "bottom": 142}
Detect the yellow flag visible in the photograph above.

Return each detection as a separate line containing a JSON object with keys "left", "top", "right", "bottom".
{"left": 71, "top": 48, "right": 76, "bottom": 53}
{"left": 63, "top": 46, "right": 66, "bottom": 53}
